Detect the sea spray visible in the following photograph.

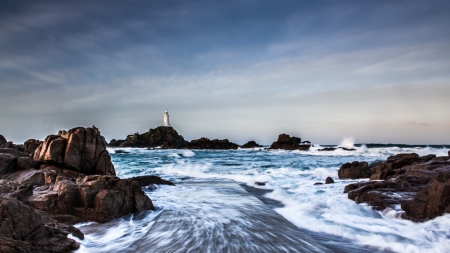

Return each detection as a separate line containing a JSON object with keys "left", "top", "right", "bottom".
{"left": 76, "top": 145, "right": 450, "bottom": 253}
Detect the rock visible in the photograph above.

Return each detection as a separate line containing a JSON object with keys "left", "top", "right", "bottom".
{"left": 318, "top": 147, "right": 337, "bottom": 151}
{"left": 0, "top": 135, "right": 6, "bottom": 146}
{"left": 314, "top": 182, "right": 323, "bottom": 185}
{"left": 0, "top": 148, "right": 21, "bottom": 158}
{"left": 131, "top": 175, "right": 175, "bottom": 186}
{"left": 325, "top": 177, "right": 334, "bottom": 184}
{"left": 242, "top": 141, "right": 263, "bottom": 148}
{"left": 255, "top": 182, "right": 266, "bottom": 186}
{"left": 119, "top": 126, "right": 187, "bottom": 148}
{"left": 269, "top": 134, "right": 311, "bottom": 151}
{"left": 16, "top": 157, "right": 39, "bottom": 170}
{"left": 185, "top": 137, "right": 239, "bottom": 149}
{"left": 343, "top": 154, "right": 450, "bottom": 222}
{"left": 0, "top": 197, "right": 78, "bottom": 252}
{"left": 338, "top": 161, "right": 370, "bottom": 179}
{"left": 23, "top": 139, "right": 41, "bottom": 154}
{"left": 33, "top": 127, "right": 115, "bottom": 175}
{"left": 108, "top": 139, "right": 125, "bottom": 147}
{"left": 0, "top": 141, "right": 13, "bottom": 149}
{"left": 0, "top": 154, "right": 17, "bottom": 176}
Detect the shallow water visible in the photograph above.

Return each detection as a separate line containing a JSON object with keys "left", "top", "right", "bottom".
{"left": 72, "top": 144, "right": 450, "bottom": 253}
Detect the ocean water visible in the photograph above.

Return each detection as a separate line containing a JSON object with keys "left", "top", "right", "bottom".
{"left": 71, "top": 142, "right": 450, "bottom": 253}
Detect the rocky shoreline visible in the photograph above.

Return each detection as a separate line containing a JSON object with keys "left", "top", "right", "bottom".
{"left": 0, "top": 127, "right": 173, "bottom": 252}
{"left": 338, "top": 151, "right": 450, "bottom": 222}
{"left": 109, "top": 126, "right": 310, "bottom": 151}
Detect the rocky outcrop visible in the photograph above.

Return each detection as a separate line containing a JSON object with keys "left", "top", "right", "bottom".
{"left": 185, "top": 137, "right": 239, "bottom": 149}
{"left": 0, "top": 135, "right": 6, "bottom": 146}
{"left": 242, "top": 141, "right": 263, "bottom": 149}
{"left": 0, "top": 127, "right": 166, "bottom": 251}
{"left": 0, "top": 197, "right": 79, "bottom": 252}
{"left": 23, "top": 139, "right": 41, "bottom": 154}
{"left": 112, "top": 126, "right": 187, "bottom": 148}
{"left": 338, "top": 161, "right": 371, "bottom": 179}
{"left": 33, "top": 126, "right": 115, "bottom": 175}
{"left": 318, "top": 147, "right": 356, "bottom": 151}
{"left": 342, "top": 153, "right": 450, "bottom": 221}
{"left": 269, "top": 134, "right": 311, "bottom": 151}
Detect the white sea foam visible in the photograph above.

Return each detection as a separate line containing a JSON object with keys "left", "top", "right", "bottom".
{"left": 77, "top": 145, "right": 450, "bottom": 252}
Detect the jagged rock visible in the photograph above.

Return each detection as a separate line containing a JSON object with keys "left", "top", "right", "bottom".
{"left": 0, "top": 197, "right": 79, "bottom": 252}
{"left": 269, "top": 134, "right": 310, "bottom": 151}
{"left": 325, "top": 177, "right": 334, "bottom": 184}
{"left": 33, "top": 127, "right": 115, "bottom": 175}
{"left": 343, "top": 154, "right": 450, "bottom": 222}
{"left": 117, "top": 126, "right": 186, "bottom": 148}
{"left": 0, "top": 135, "right": 6, "bottom": 146}
{"left": 0, "top": 154, "right": 17, "bottom": 177}
{"left": 185, "top": 137, "right": 239, "bottom": 149}
{"left": 242, "top": 141, "right": 263, "bottom": 149}
{"left": 338, "top": 161, "right": 370, "bottom": 179}
{"left": 23, "top": 139, "right": 41, "bottom": 154}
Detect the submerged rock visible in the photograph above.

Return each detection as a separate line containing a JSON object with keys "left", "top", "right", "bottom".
{"left": 325, "top": 177, "right": 334, "bottom": 184}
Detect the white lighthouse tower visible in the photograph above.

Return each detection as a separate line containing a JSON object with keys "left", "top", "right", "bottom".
{"left": 162, "top": 110, "right": 171, "bottom": 127}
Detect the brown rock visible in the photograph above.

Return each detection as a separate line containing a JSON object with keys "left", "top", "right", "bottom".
{"left": 325, "top": 177, "right": 334, "bottom": 184}
{"left": 23, "top": 139, "right": 40, "bottom": 154}
{"left": 17, "top": 157, "right": 39, "bottom": 171}
{"left": 131, "top": 175, "right": 175, "bottom": 186}
{"left": 242, "top": 141, "right": 263, "bottom": 148}
{"left": 338, "top": 161, "right": 369, "bottom": 179}
{"left": 0, "top": 154, "right": 17, "bottom": 177}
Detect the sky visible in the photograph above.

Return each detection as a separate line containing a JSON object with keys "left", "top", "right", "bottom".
{"left": 1, "top": 0, "right": 449, "bottom": 145}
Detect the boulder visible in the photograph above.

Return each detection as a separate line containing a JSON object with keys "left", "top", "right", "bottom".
{"left": 33, "top": 127, "right": 115, "bottom": 175}
{"left": 0, "top": 135, "right": 6, "bottom": 146}
{"left": 325, "top": 177, "right": 334, "bottom": 184}
{"left": 185, "top": 137, "right": 239, "bottom": 149}
{"left": 23, "top": 139, "right": 40, "bottom": 154}
{"left": 108, "top": 139, "right": 125, "bottom": 147}
{"left": 269, "top": 134, "right": 310, "bottom": 151}
{"left": 242, "top": 141, "right": 263, "bottom": 149}
{"left": 16, "top": 157, "right": 39, "bottom": 171}
{"left": 0, "top": 154, "right": 17, "bottom": 177}
{"left": 338, "top": 161, "right": 370, "bottom": 179}
{"left": 131, "top": 175, "right": 175, "bottom": 187}
{"left": 0, "top": 141, "right": 13, "bottom": 149}
{"left": 0, "top": 197, "right": 79, "bottom": 252}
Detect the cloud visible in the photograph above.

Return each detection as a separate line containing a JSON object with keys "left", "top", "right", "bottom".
{"left": 400, "top": 120, "right": 429, "bottom": 126}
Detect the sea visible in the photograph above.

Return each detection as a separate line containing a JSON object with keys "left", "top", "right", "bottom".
{"left": 70, "top": 139, "right": 450, "bottom": 253}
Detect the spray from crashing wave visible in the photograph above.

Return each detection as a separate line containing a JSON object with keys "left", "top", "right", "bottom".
{"left": 339, "top": 136, "right": 355, "bottom": 149}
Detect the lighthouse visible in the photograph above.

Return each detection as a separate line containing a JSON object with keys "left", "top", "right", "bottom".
{"left": 162, "top": 110, "right": 171, "bottom": 127}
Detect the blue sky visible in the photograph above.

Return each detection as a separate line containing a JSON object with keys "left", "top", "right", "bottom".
{"left": 1, "top": 0, "right": 449, "bottom": 144}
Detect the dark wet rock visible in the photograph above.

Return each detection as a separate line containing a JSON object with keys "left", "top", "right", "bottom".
{"left": 318, "top": 147, "right": 337, "bottom": 151}
{"left": 0, "top": 135, "right": 6, "bottom": 146}
{"left": 0, "top": 141, "right": 14, "bottom": 149}
{"left": 314, "top": 182, "right": 323, "bottom": 185}
{"left": 108, "top": 138, "right": 125, "bottom": 147}
{"left": 325, "top": 177, "right": 334, "bottom": 184}
{"left": 242, "top": 141, "right": 263, "bottom": 148}
{"left": 185, "top": 137, "right": 239, "bottom": 149}
{"left": 117, "top": 126, "right": 187, "bottom": 148}
{"left": 131, "top": 175, "right": 175, "bottom": 186}
{"left": 269, "top": 134, "right": 311, "bottom": 151}
{"left": 0, "top": 154, "right": 17, "bottom": 176}
{"left": 338, "top": 161, "right": 370, "bottom": 179}
{"left": 318, "top": 147, "right": 356, "bottom": 151}
{"left": 343, "top": 153, "right": 450, "bottom": 222}
{"left": 0, "top": 197, "right": 79, "bottom": 252}
{"left": 255, "top": 182, "right": 266, "bottom": 186}
{"left": 114, "top": 149, "right": 130, "bottom": 154}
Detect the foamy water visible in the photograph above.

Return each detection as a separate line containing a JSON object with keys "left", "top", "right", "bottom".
{"left": 72, "top": 143, "right": 450, "bottom": 253}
